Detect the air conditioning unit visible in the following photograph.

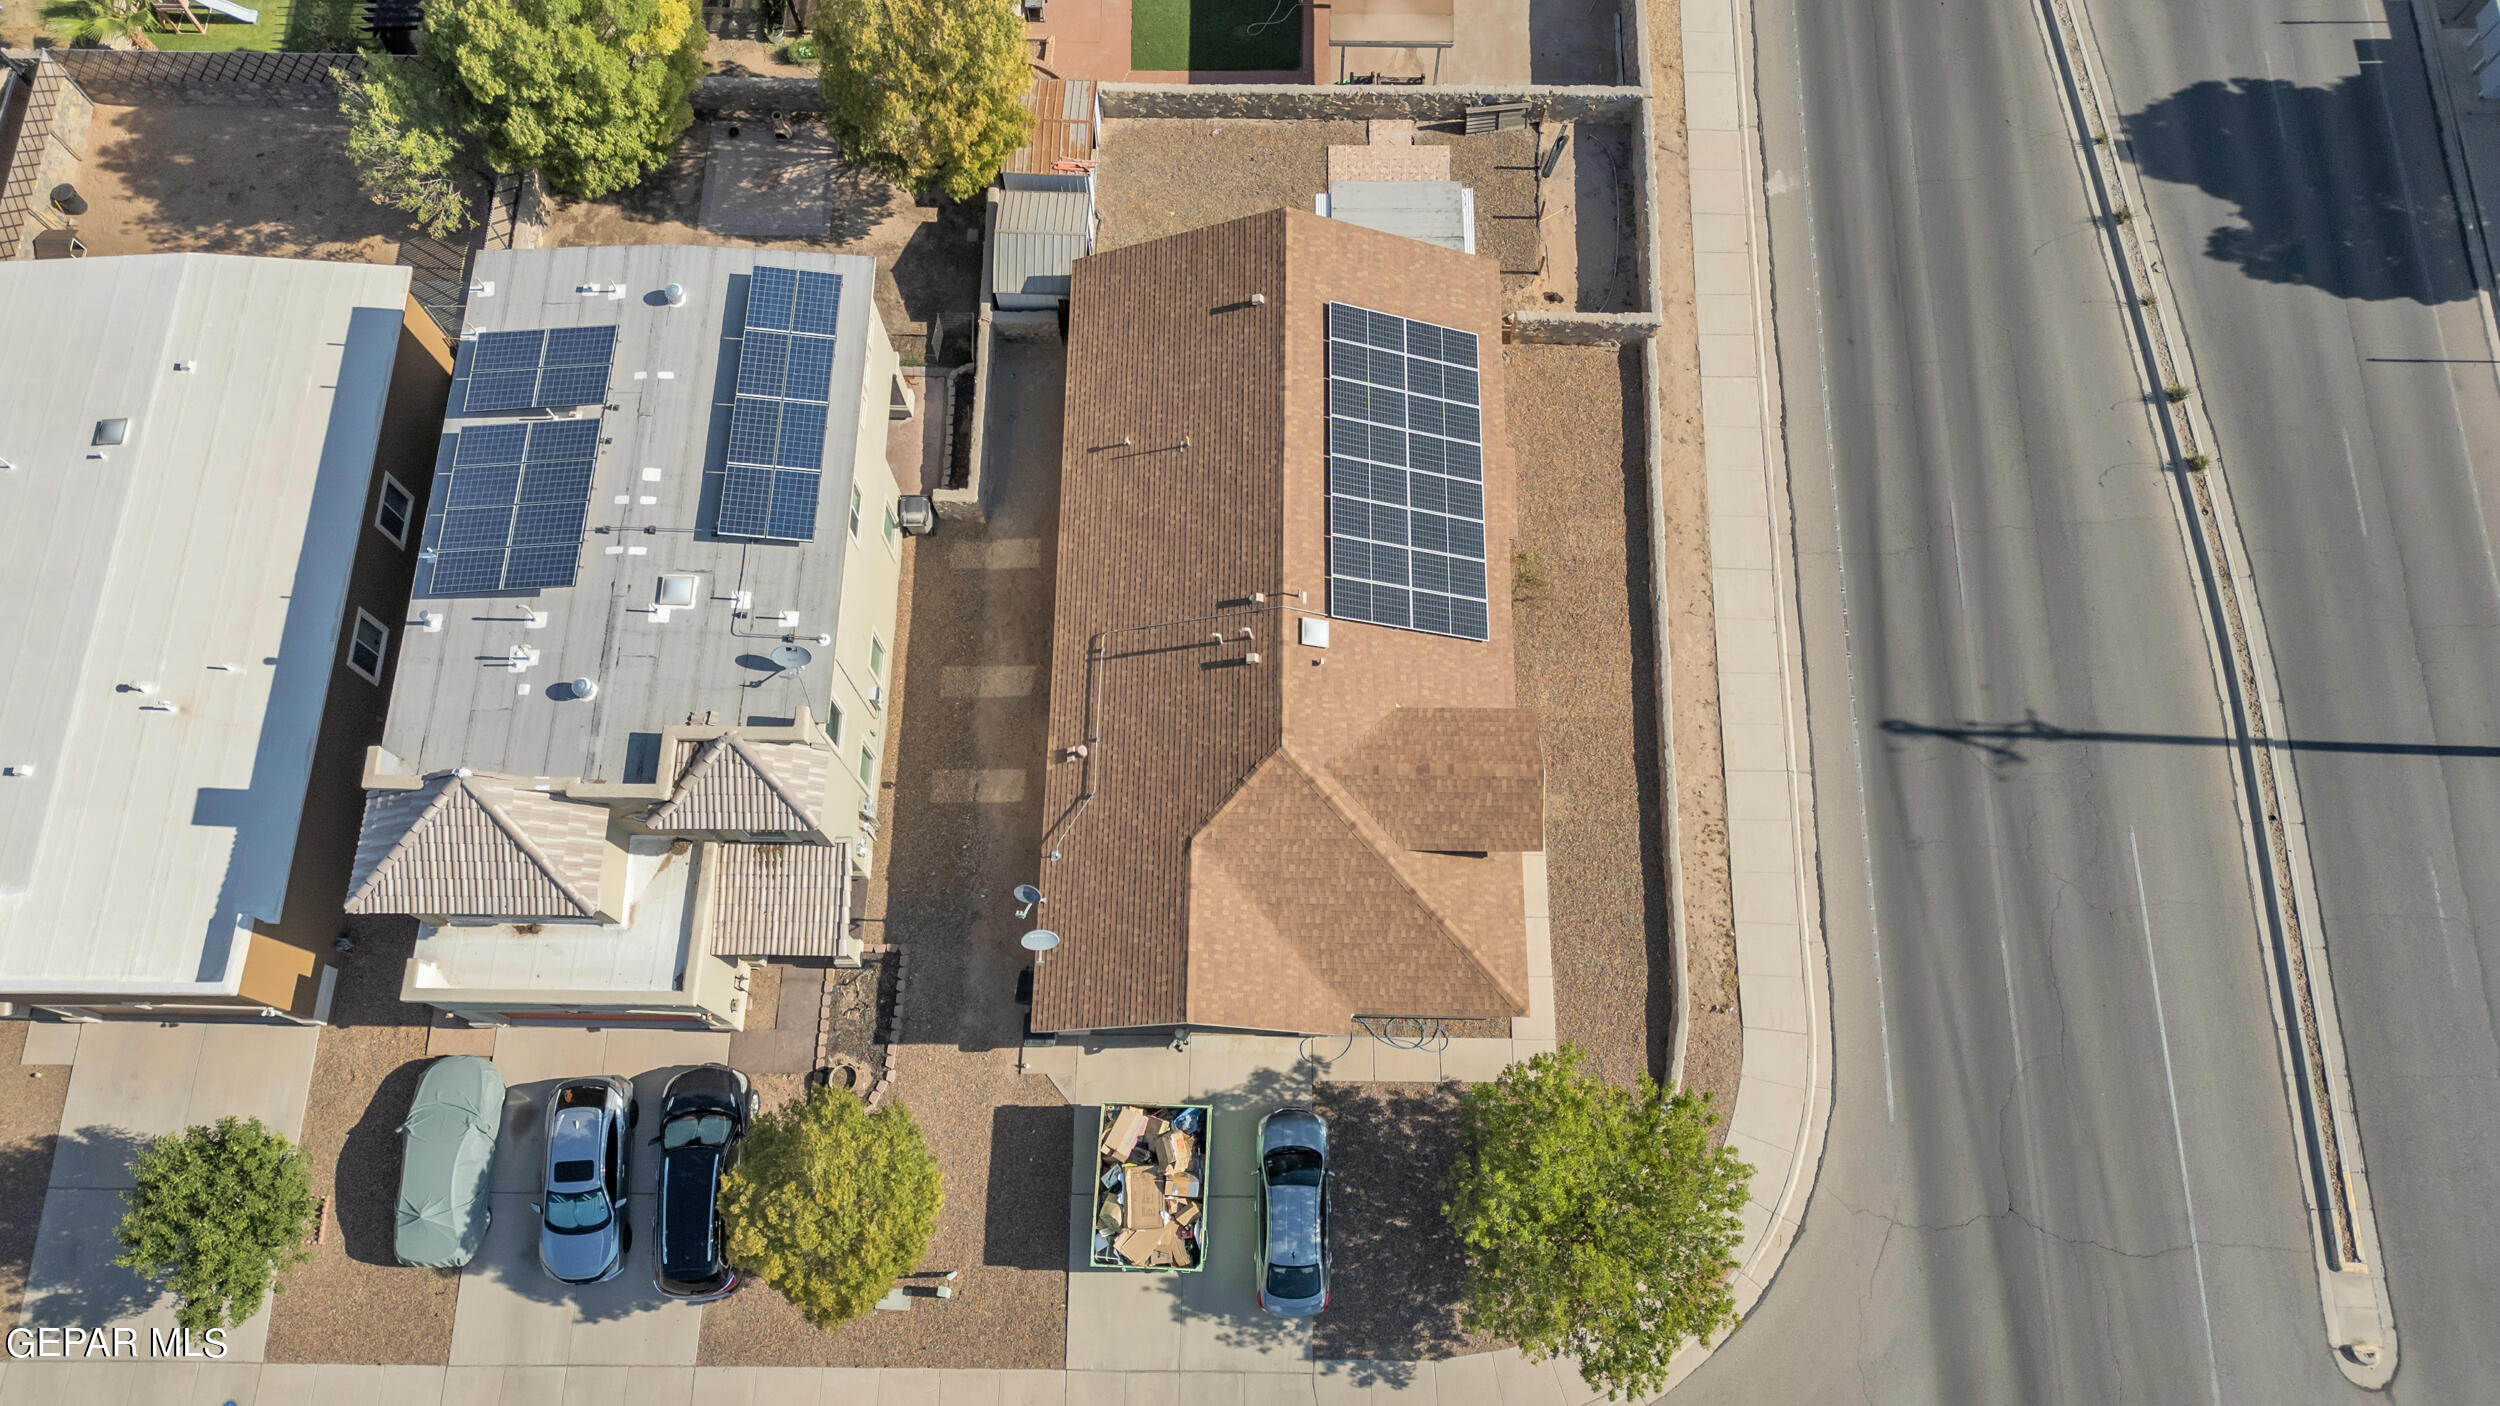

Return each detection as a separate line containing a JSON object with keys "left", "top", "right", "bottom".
{"left": 868, "top": 684, "right": 886, "bottom": 711}
{"left": 896, "top": 494, "right": 938, "bottom": 537}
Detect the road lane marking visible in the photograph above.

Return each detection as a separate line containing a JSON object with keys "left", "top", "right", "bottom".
{"left": 2131, "top": 828, "right": 2223, "bottom": 1406}
{"left": 2340, "top": 431, "right": 2368, "bottom": 538}
{"left": 1788, "top": 10, "right": 1895, "bottom": 1118}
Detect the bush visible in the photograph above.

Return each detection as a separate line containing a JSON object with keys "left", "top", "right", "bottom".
{"left": 1442, "top": 1047, "right": 1752, "bottom": 1401}
{"left": 114, "top": 1118, "right": 317, "bottom": 1335}
{"left": 719, "top": 1087, "right": 943, "bottom": 1329}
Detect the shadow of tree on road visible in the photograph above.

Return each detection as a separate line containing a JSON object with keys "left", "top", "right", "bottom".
{"left": 2120, "top": 14, "right": 2474, "bottom": 305}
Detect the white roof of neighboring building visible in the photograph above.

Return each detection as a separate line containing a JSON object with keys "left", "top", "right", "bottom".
{"left": 0, "top": 253, "right": 413, "bottom": 994}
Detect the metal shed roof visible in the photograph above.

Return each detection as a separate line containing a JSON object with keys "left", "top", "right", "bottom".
{"left": 1004, "top": 78, "right": 1098, "bottom": 178}
{"left": 994, "top": 188, "right": 1093, "bottom": 305}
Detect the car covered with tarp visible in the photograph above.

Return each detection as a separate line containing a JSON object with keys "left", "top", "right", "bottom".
{"left": 395, "top": 1054, "right": 507, "bottom": 1268}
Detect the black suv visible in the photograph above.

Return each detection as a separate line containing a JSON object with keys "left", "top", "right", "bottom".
{"left": 652, "top": 1064, "right": 757, "bottom": 1301}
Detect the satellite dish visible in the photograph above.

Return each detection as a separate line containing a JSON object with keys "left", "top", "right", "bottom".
{"left": 1014, "top": 884, "right": 1042, "bottom": 904}
{"left": 1020, "top": 929, "right": 1061, "bottom": 952}
{"left": 767, "top": 643, "right": 814, "bottom": 671}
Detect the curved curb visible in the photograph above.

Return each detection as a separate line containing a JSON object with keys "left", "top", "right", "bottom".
{"left": 1651, "top": 0, "right": 1837, "bottom": 1390}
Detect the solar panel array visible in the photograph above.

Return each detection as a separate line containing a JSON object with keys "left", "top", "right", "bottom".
{"left": 1325, "top": 302, "right": 1490, "bottom": 641}
{"left": 461, "top": 325, "right": 619, "bottom": 415}
{"left": 718, "top": 265, "right": 843, "bottom": 541}
{"left": 418, "top": 419, "right": 602, "bottom": 595}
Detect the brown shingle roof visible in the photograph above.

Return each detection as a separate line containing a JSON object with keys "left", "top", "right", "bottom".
{"left": 710, "top": 841, "right": 853, "bottom": 958}
{"left": 1030, "top": 209, "right": 1534, "bottom": 1035}
{"left": 642, "top": 737, "right": 830, "bottom": 834}
{"left": 1328, "top": 707, "right": 1544, "bottom": 852}
{"left": 346, "top": 773, "right": 611, "bottom": 918}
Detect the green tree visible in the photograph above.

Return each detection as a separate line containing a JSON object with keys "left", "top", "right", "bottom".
{"left": 719, "top": 1087, "right": 942, "bottom": 1329}
{"left": 419, "top": 0, "right": 706, "bottom": 199}
{"left": 815, "top": 0, "right": 1033, "bottom": 201}
{"left": 42, "top": 0, "right": 159, "bottom": 49}
{"left": 114, "top": 1118, "right": 317, "bottom": 1335}
{"left": 1441, "top": 1046, "right": 1753, "bottom": 1401}
{"left": 338, "top": 55, "right": 483, "bottom": 238}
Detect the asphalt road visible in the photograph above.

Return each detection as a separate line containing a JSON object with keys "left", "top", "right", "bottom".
{"left": 2093, "top": 3, "right": 2500, "bottom": 1400}
{"left": 1674, "top": 0, "right": 2388, "bottom": 1400}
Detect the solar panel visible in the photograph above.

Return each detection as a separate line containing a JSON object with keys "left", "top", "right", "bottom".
{"left": 462, "top": 325, "right": 618, "bottom": 413}
{"left": 1325, "top": 302, "right": 1489, "bottom": 642}
{"left": 717, "top": 264, "right": 844, "bottom": 541}
{"left": 417, "top": 419, "right": 602, "bottom": 595}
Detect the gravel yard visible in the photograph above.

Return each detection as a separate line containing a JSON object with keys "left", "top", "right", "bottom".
{"left": 1094, "top": 118, "right": 1566, "bottom": 306}
{"left": 0, "top": 1021, "right": 70, "bottom": 1329}
{"left": 1506, "top": 344, "right": 1679, "bottom": 1091}
{"left": 71, "top": 104, "right": 419, "bottom": 265}
{"left": 1308, "top": 1082, "right": 1501, "bottom": 1363}
{"left": 262, "top": 914, "right": 461, "bottom": 1365}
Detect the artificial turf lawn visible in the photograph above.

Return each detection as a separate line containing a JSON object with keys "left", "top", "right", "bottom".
{"left": 1129, "top": 0, "right": 1303, "bottom": 72}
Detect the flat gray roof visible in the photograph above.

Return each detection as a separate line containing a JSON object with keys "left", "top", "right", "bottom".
{"left": 1326, "top": 181, "right": 1473, "bottom": 254}
{"left": 0, "top": 254, "right": 413, "bottom": 991}
{"left": 379, "top": 245, "right": 883, "bottom": 785}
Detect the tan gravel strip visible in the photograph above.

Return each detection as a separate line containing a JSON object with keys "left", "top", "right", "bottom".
{"left": 1509, "top": 343, "right": 1679, "bottom": 1090}
{"left": 0, "top": 1020, "right": 70, "bottom": 1329}
{"left": 263, "top": 916, "right": 460, "bottom": 1365}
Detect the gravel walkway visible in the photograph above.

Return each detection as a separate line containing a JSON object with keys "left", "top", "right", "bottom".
{"left": 262, "top": 915, "right": 460, "bottom": 1365}
{"left": 1507, "top": 344, "right": 1677, "bottom": 1091}
{"left": 0, "top": 1020, "right": 69, "bottom": 1328}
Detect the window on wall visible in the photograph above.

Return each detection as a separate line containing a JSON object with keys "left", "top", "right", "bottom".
{"left": 849, "top": 484, "right": 863, "bottom": 538}
{"left": 882, "top": 502, "right": 900, "bottom": 549}
{"left": 869, "top": 633, "right": 885, "bottom": 678}
{"left": 858, "top": 746, "right": 877, "bottom": 788}
{"left": 829, "top": 701, "right": 846, "bottom": 747}
{"left": 347, "top": 609, "right": 390, "bottom": 684}
{"left": 375, "top": 474, "right": 415, "bottom": 547}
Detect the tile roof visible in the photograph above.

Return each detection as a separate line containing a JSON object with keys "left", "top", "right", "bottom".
{"left": 642, "top": 736, "right": 831, "bottom": 834}
{"left": 346, "top": 772, "right": 612, "bottom": 918}
{"left": 709, "top": 841, "right": 854, "bottom": 958}
{"left": 1030, "top": 209, "right": 1534, "bottom": 1035}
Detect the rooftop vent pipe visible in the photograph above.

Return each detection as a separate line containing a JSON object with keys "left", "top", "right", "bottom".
{"left": 664, "top": 282, "right": 687, "bottom": 307}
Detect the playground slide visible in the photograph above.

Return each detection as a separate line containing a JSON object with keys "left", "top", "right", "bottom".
{"left": 196, "top": 0, "right": 261, "bottom": 22}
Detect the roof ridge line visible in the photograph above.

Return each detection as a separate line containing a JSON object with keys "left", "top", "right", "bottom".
{"left": 1286, "top": 745, "right": 1524, "bottom": 1011}
{"left": 461, "top": 773, "right": 600, "bottom": 916}
{"left": 724, "top": 735, "right": 820, "bottom": 829}
{"left": 347, "top": 777, "right": 467, "bottom": 908}
{"left": 644, "top": 736, "right": 729, "bottom": 824}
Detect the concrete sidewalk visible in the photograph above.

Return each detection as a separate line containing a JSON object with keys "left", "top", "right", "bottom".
{"left": 1656, "top": 0, "right": 1833, "bottom": 1385}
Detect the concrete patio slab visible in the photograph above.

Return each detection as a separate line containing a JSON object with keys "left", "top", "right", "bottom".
{"left": 51, "top": 1023, "right": 317, "bottom": 1189}
{"left": 19, "top": 1021, "right": 79, "bottom": 1066}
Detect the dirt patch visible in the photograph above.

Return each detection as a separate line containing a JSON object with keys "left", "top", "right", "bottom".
{"left": 540, "top": 118, "right": 983, "bottom": 366}
{"left": 72, "top": 104, "right": 419, "bottom": 264}
{"left": 263, "top": 914, "right": 461, "bottom": 1365}
{"left": 0, "top": 1021, "right": 71, "bottom": 1329}
{"left": 1507, "top": 343, "right": 1676, "bottom": 1091}
{"left": 1642, "top": 0, "right": 1743, "bottom": 1124}
{"left": 822, "top": 955, "right": 897, "bottom": 1091}
{"left": 1308, "top": 1081, "right": 1501, "bottom": 1362}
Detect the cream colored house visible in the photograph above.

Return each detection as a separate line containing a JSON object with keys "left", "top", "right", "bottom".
{"left": 345, "top": 246, "right": 922, "bottom": 1030}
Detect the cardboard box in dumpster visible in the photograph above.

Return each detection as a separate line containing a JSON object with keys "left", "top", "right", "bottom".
{"left": 1092, "top": 1102, "right": 1210, "bottom": 1272}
